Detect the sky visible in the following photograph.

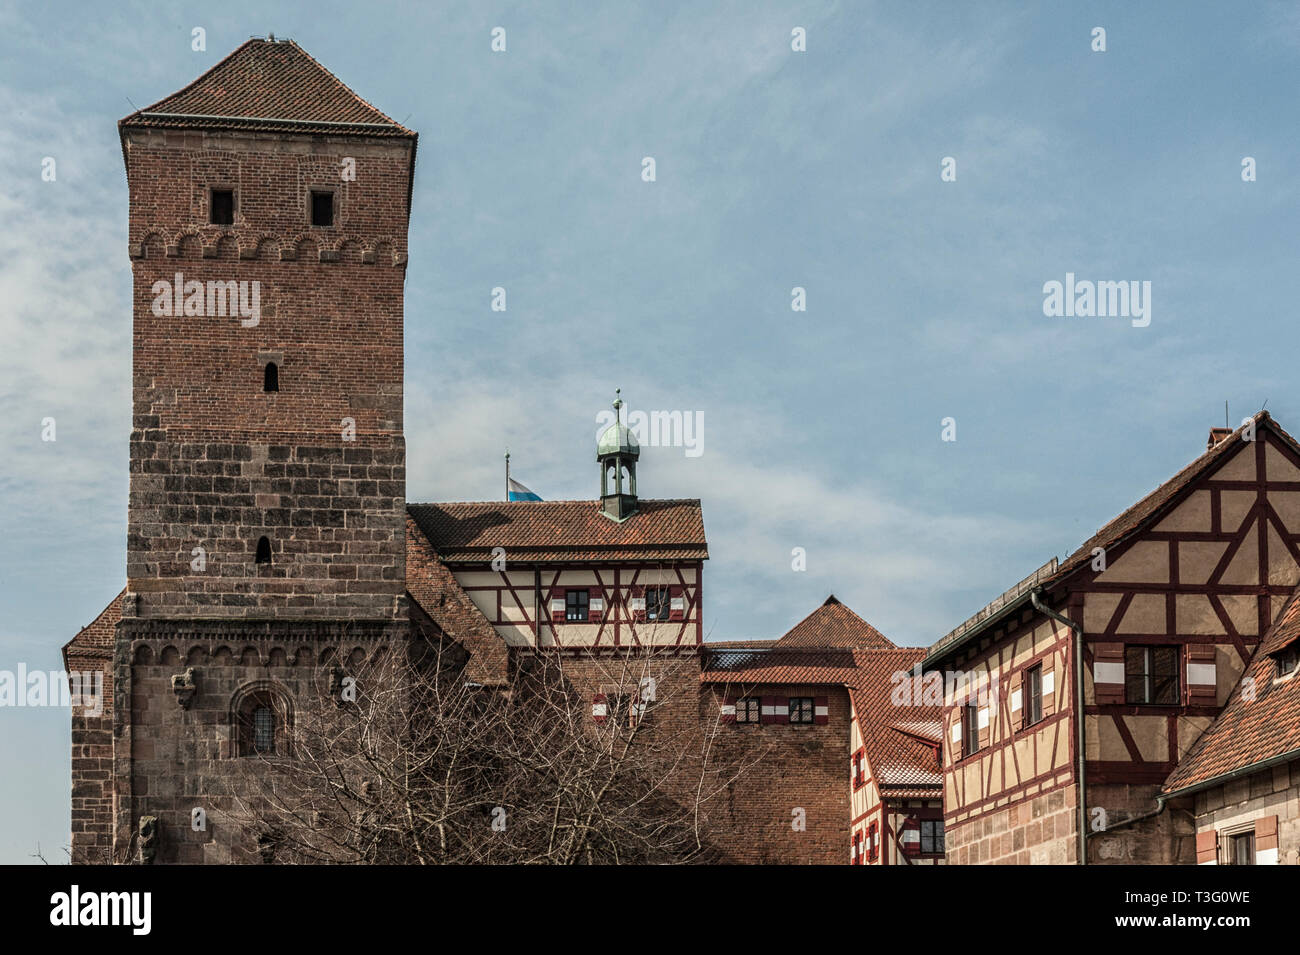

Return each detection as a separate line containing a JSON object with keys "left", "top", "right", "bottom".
{"left": 2, "top": 0, "right": 1299, "bottom": 863}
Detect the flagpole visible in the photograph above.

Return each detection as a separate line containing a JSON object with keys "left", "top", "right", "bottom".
{"left": 505, "top": 449, "right": 510, "bottom": 502}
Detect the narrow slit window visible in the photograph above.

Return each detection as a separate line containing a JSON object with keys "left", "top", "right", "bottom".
{"left": 263, "top": 362, "right": 279, "bottom": 393}
{"left": 1025, "top": 664, "right": 1043, "bottom": 726}
{"left": 255, "top": 536, "right": 272, "bottom": 564}
{"left": 211, "top": 189, "right": 234, "bottom": 225}
{"left": 311, "top": 190, "right": 334, "bottom": 227}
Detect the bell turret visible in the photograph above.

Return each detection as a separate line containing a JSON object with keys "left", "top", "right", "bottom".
{"left": 597, "top": 390, "right": 639, "bottom": 521}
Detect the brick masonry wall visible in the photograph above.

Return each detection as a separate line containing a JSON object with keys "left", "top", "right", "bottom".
{"left": 123, "top": 128, "right": 412, "bottom": 618}
{"left": 703, "top": 683, "right": 852, "bottom": 864}
{"left": 65, "top": 590, "right": 123, "bottom": 863}
{"left": 946, "top": 784, "right": 1078, "bottom": 864}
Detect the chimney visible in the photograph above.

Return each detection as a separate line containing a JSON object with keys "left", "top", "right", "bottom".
{"left": 1207, "top": 427, "right": 1233, "bottom": 451}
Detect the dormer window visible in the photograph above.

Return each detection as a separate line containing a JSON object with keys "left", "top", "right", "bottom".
{"left": 311, "top": 190, "right": 334, "bottom": 227}
{"left": 1277, "top": 644, "right": 1300, "bottom": 678}
{"left": 211, "top": 188, "right": 234, "bottom": 225}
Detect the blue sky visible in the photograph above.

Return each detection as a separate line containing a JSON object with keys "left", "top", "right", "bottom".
{"left": 2, "top": 0, "right": 1299, "bottom": 862}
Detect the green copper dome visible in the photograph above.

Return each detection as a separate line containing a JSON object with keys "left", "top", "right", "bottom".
{"left": 597, "top": 391, "right": 640, "bottom": 458}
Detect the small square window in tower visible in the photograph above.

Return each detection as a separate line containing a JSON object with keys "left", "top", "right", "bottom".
{"left": 311, "top": 190, "right": 334, "bottom": 227}
{"left": 210, "top": 188, "right": 234, "bottom": 225}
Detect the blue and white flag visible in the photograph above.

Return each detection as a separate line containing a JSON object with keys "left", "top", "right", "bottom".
{"left": 508, "top": 478, "right": 542, "bottom": 502}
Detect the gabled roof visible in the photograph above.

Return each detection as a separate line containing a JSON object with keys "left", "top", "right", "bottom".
{"left": 1164, "top": 582, "right": 1300, "bottom": 794}
{"left": 407, "top": 500, "right": 707, "bottom": 564}
{"left": 1050, "top": 412, "right": 1291, "bottom": 585}
{"left": 405, "top": 517, "right": 509, "bottom": 686}
{"left": 776, "top": 595, "right": 896, "bottom": 650}
{"left": 120, "top": 38, "right": 415, "bottom": 137}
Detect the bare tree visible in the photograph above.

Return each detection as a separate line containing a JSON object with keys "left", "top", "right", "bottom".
{"left": 227, "top": 634, "right": 756, "bottom": 864}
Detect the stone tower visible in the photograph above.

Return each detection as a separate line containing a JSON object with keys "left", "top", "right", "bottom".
{"left": 74, "top": 39, "right": 417, "bottom": 863}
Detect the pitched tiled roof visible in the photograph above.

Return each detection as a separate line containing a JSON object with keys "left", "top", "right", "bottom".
{"left": 407, "top": 500, "right": 707, "bottom": 564}
{"left": 120, "top": 38, "right": 415, "bottom": 137}
{"left": 776, "top": 595, "right": 896, "bottom": 649}
{"left": 849, "top": 649, "right": 943, "bottom": 792}
{"left": 1164, "top": 583, "right": 1300, "bottom": 793}
{"left": 405, "top": 517, "right": 509, "bottom": 686}
{"left": 700, "top": 646, "right": 861, "bottom": 685}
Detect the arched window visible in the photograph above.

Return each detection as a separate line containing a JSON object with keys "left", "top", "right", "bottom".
{"left": 255, "top": 536, "right": 272, "bottom": 564}
{"left": 232, "top": 683, "right": 293, "bottom": 758}
{"left": 263, "top": 362, "right": 279, "bottom": 392}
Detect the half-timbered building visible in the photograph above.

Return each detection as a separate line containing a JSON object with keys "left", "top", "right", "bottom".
{"left": 924, "top": 413, "right": 1300, "bottom": 864}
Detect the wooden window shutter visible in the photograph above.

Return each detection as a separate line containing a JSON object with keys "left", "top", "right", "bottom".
{"left": 669, "top": 584, "right": 685, "bottom": 621}
{"left": 868, "top": 821, "right": 880, "bottom": 862}
{"left": 1195, "top": 829, "right": 1219, "bottom": 865}
{"left": 1010, "top": 671, "right": 1024, "bottom": 731}
{"left": 977, "top": 704, "right": 990, "bottom": 749}
{"left": 1255, "top": 815, "right": 1279, "bottom": 864}
{"left": 900, "top": 816, "right": 921, "bottom": 856}
{"left": 1186, "top": 644, "right": 1217, "bottom": 706}
{"left": 591, "top": 692, "right": 608, "bottom": 724}
{"left": 814, "top": 695, "right": 829, "bottom": 725}
{"left": 587, "top": 586, "right": 604, "bottom": 623}
{"left": 1093, "top": 642, "right": 1126, "bottom": 705}
{"left": 1040, "top": 656, "right": 1057, "bottom": 718}
{"left": 949, "top": 708, "right": 963, "bottom": 763}
{"left": 630, "top": 584, "right": 647, "bottom": 622}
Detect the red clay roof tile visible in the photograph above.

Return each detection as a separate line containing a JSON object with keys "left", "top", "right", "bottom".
{"left": 407, "top": 500, "right": 707, "bottom": 564}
